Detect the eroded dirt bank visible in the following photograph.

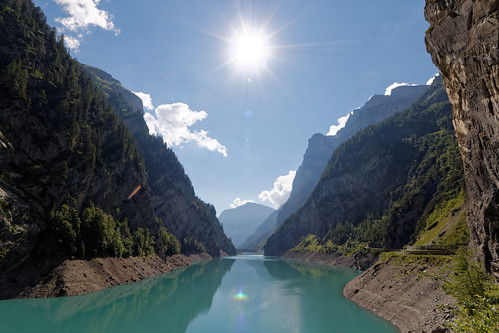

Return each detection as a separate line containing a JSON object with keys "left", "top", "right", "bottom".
{"left": 343, "top": 256, "right": 455, "bottom": 333}
{"left": 282, "top": 250, "right": 378, "bottom": 270}
{"left": 0, "top": 253, "right": 211, "bottom": 299}
{"left": 284, "top": 251, "right": 455, "bottom": 333}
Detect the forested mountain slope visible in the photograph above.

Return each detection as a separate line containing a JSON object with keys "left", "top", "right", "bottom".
{"left": 83, "top": 65, "right": 235, "bottom": 257}
{"left": 0, "top": 0, "right": 234, "bottom": 282}
{"left": 265, "top": 78, "right": 464, "bottom": 256}
{"left": 244, "top": 85, "right": 427, "bottom": 250}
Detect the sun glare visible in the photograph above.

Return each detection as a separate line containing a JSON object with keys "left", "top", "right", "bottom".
{"left": 229, "top": 27, "right": 271, "bottom": 72}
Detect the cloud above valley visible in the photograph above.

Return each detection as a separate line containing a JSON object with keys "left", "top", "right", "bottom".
{"left": 384, "top": 82, "right": 418, "bottom": 96}
{"left": 327, "top": 111, "right": 353, "bottom": 136}
{"left": 135, "top": 92, "right": 228, "bottom": 157}
{"left": 426, "top": 73, "right": 440, "bottom": 86}
{"left": 132, "top": 91, "right": 154, "bottom": 111}
{"left": 258, "top": 171, "right": 296, "bottom": 209}
{"left": 53, "top": 0, "right": 119, "bottom": 51}
{"left": 230, "top": 198, "right": 255, "bottom": 209}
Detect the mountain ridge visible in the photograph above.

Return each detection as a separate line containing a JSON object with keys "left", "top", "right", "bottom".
{"left": 243, "top": 84, "right": 428, "bottom": 250}
{"left": 265, "top": 77, "right": 464, "bottom": 256}
{"left": 218, "top": 202, "right": 274, "bottom": 248}
{"left": 83, "top": 65, "right": 236, "bottom": 257}
{"left": 0, "top": 0, "right": 234, "bottom": 298}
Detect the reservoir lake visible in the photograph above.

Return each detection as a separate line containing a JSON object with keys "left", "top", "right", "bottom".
{"left": 0, "top": 255, "right": 398, "bottom": 332}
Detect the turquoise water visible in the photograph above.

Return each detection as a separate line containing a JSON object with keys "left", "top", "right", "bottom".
{"left": 0, "top": 255, "right": 398, "bottom": 333}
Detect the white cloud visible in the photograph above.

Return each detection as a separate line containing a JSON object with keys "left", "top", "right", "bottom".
{"left": 144, "top": 101, "right": 228, "bottom": 157}
{"left": 63, "top": 35, "right": 80, "bottom": 51}
{"left": 326, "top": 111, "right": 353, "bottom": 136}
{"left": 426, "top": 73, "right": 440, "bottom": 86}
{"left": 230, "top": 198, "right": 255, "bottom": 209}
{"left": 258, "top": 170, "right": 296, "bottom": 209}
{"left": 54, "top": 0, "right": 118, "bottom": 33}
{"left": 384, "top": 82, "right": 417, "bottom": 96}
{"left": 132, "top": 91, "right": 154, "bottom": 111}
{"left": 53, "top": 0, "right": 119, "bottom": 51}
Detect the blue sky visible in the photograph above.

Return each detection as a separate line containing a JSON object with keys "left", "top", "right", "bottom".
{"left": 34, "top": 0, "right": 438, "bottom": 214}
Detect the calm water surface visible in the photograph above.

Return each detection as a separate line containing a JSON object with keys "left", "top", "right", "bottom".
{"left": 0, "top": 255, "right": 398, "bottom": 333}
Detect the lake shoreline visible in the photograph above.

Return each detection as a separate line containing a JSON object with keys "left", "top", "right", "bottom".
{"left": 0, "top": 253, "right": 211, "bottom": 299}
{"left": 282, "top": 250, "right": 378, "bottom": 270}
{"left": 282, "top": 251, "right": 455, "bottom": 333}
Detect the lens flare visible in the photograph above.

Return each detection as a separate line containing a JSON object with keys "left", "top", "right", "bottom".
{"left": 233, "top": 289, "right": 248, "bottom": 301}
{"left": 127, "top": 185, "right": 142, "bottom": 200}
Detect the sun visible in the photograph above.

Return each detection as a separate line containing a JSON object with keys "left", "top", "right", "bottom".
{"left": 229, "top": 26, "right": 271, "bottom": 72}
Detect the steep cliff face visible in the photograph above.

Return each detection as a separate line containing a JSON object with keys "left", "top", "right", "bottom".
{"left": 83, "top": 66, "right": 236, "bottom": 257}
{"left": 243, "top": 85, "right": 428, "bottom": 251}
{"left": 265, "top": 80, "right": 464, "bottom": 256}
{"left": 274, "top": 86, "right": 429, "bottom": 236}
{"left": 0, "top": 0, "right": 160, "bottom": 268}
{"left": 425, "top": 0, "right": 499, "bottom": 269}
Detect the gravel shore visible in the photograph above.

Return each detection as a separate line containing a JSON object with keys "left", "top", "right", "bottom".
{"left": 283, "top": 251, "right": 455, "bottom": 333}
{"left": 0, "top": 253, "right": 211, "bottom": 299}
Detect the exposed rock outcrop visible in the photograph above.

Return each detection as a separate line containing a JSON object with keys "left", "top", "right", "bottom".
{"left": 265, "top": 80, "right": 463, "bottom": 256}
{"left": 425, "top": 0, "right": 499, "bottom": 269}
{"left": 0, "top": 0, "right": 157, "bottom": 269}
{"left": 343, "top": 256, "right": 455, "bottom": 333}
{"left": 0, "top": 0, "right": 234, "bottom": 299}
{"left": 277, "top": 85, "right": 429, "bottom": 230}
{"left": 244, "top": 86, "right": 427, "bottom": 251}
{"left": 83, "top": 66, "right": 236, "bottom": 257}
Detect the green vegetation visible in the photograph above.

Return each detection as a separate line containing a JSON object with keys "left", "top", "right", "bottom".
{"left": 378, "top": 251, "right": 452, "bottom": 267}
{"left": 35, "top": 204, "right": 180, "bottom": 259}
{"left": 292, "top": 234, "right": 381, "bottom": 257}
{"left": 182, "top": 236, "right": 207, "bottom": 255}
{"left": 415, "top": 190, "right": 468, "bottom": 246}
{"left": 157, "top": 225, "right": 181, "bottom": 257}
{"left": 443, "top": 248, "right": 499, "bottom": 333}
{"left": 0, "top": 0, "right": 185, "bottom": 262}
{"left": 84, "top": 64, "right": 236, "bottom": 258}
{"left": 266, "top": 78, "right": 465, "bottom": 257}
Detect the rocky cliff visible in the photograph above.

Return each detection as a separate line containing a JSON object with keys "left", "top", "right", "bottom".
{"left": 83, "top": 66, "right": 235, "bottom": 257}
{"left": 0, "top": 0, "right": 234, "bottom": 286}
{"left": 265, "top": 79, "right": 464, "bottom": 256}
{"left": 425, "top": 0, "right": 499, "bottom": 269}
{"left": 0, "top": 0, "right": 163, "bottom": 270}
{"left": 246, "top": 85, "right": 427, "bottom": 251}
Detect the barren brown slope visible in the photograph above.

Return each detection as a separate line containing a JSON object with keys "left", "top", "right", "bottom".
{"left": 0, "top": 254, "right": 211, "bottom": 299}
{"left": 343, "top": 255, "right": 455, "bottom": 333}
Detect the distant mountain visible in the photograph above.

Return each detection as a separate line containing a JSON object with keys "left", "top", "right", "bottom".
{"left": 83, "top": 65, "right": 236, "bottom": 257}
{"left": 244, "top": 84, "right": 428, "bottom": 250}
{"left": 218, "top": 203, "right": 274, "bottom": 248}
{"left": 265, "top": 77, "right": 464, "bottom": 256}
{"left": 239, "top": 209, "right": 278, "bottom": 251}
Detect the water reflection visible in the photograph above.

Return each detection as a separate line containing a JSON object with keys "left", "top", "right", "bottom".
{"left": 186, "top": 255, "right": 396, "bottom": 333}
{"left": 0, "top": 255, "right": 397, "bottom": 333}
{"left": 0, "top": 258, "right": 234, "bottom": 333}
